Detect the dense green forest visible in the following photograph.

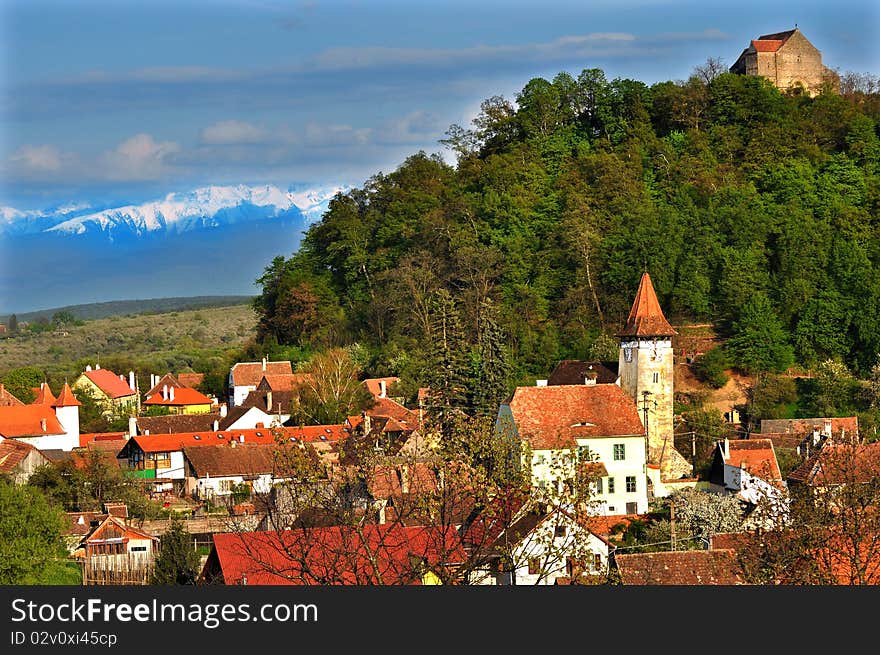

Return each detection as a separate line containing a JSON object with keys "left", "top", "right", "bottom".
{"left": 253, "top": 67, "right": 880, "bottom": 396}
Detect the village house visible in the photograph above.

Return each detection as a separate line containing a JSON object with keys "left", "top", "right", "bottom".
{"left": 143, "top": 383, "right": 214, "bottom": 415}
{"left": 709, "top": 437, "right": 788, "bottom": 527}
{"left": 729, "top": 27, "right": 837, "bottom": 96}
{"left": 183, "top": 443, "right": 292, "bottom": 502}
{"left": 199, "top": 524, "right": 466, "bottom": 585}
{"left": 0, "top": 438, "right": 52, "bottom": 484}
{"left": 74, "top": 515, "right": 159, "bottom": 585}
{"left": 227, "top": 358, "right": 293, "bottom": 407}
{"left": 787, "top": 440, "right": 880, "bottom": 494}
{"left": 760, "top": 416, "right": 859, "bottom": 457}
{"left": 0, "top": 382, "right": 81, "bottom": 451}
{"left": 73, "top": 365, "right": 139, "bottom": 416}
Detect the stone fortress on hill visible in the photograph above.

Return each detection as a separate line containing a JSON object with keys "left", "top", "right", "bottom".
{"left": 729, "top": 27, "right": 838, "bottom": 96}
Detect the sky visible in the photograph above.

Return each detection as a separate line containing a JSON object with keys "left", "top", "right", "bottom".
{"left": 1, "top": 0, "right": 878, "bottom": 210}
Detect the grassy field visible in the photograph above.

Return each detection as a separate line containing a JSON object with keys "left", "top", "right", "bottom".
{"left": 0, "top": 303, "right": 258, "bottom": 374}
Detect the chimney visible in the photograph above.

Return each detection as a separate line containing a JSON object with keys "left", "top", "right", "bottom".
{"left": 536, "top": 379, "right": 548, "bottom": 387}
{"left": 162, "top": 385, "right": 168, "bottom": 401}
{"left": 128, "top": 416, "right": 137, "bottom": 438}
{"left": 723, "top": 437, "right": 729, "bottom": 459}
{"left": 213, "top": 419, "right": 219, "bottom": 431}
{"left": 239, "top": 434, "right": 245, "bottom": 443}
{"left": 169, "top": 386, "right": 175, "bottom": 402}
{"left": 823, "top": 419, "right": 832, "bottom": 437}
{"left": 379, "top": 380, "right": 386, "bottom": 398}
{"left": 262, "top": 357, "right": 267, "bottom": 372}
{"left": 95, "top": 363, "right": 100, "bottom": 370}
{"left": 40, "top": 418, "right": 47, "bottom": 432}
{"left": 266, "top": 390, "right": 273, "bottom": 413}
{"left": 86, "top": 365, "right": 92, "bottom": 372}
{"left": 219, "top": 404, "right": 228, "bottom": 418}
{"left": 150, "top": 374, "right": 156, "bottom": 389}
{"left": 145, "top": 429, "right": 150, "bottom": 436}
{"left": 128, "top": 371, "right": 135, "bottom": 391}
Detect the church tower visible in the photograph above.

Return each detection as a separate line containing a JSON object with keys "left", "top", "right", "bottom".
{"left": 617, "top": 272, "right": 677, "bottom": 467}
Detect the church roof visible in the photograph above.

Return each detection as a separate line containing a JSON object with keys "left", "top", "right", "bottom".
{"left": 617, "top": 272, "right": 677, "bottom": 338}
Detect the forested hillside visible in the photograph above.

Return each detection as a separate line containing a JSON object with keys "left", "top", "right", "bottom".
{"left": 252, "top": 68, "right": 880, "bottom": 390}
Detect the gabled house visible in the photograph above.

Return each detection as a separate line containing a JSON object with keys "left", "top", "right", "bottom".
{"left": 76, "top": 515, "right": 158, "bottom": 585}
{"left": 73, "top": 365, "right": 138, "bottom": 416}
{"left": 228, "top": 358, "right": 293, "bottom": 407}
{"left": 143, "top": 384, "right": 214, "bottom": 415}
{"left": 200, "top": 524, "right": 466, "bottom": 585}
{"left": 0, "top": 438, "right": 52, "bottom": 484}
{"left": 760, "top": 417, "right": 858, "bottom": 457}
{"left": 709, "top": 438, "right": 786, "bottom": 509}
{"left": 0, "top": 382, "right": 81, "bottom": 451}
{"left": 183, "top": 444, "right": 291, "bottom": 502}
{"left": 613, "top": 549, "right": 746, "bottom": 585}
{"left": 497, "top": 383, "right": 650, "bottom": 515}
{"left": 729, "top": 27, "right": 837, "bottom": 96}
{"left": 787, "top": 441, "right": 880, "bottom": 494}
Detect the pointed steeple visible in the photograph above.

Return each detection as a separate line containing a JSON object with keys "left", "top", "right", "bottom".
{"left": 33, "top": 382, "right": 57, "bottom": 406}
{"left": 617, "top": 272, "right": 677, "bottom": 338}
{"left": 53, "top": 382, "right": 82, "bottom": 407}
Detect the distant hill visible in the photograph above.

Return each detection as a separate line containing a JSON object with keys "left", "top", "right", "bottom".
{"left": 5, "top": 296, "right": 255, "bottom": 323}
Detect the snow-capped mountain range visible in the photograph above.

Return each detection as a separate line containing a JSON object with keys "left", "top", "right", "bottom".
{"left": 0, "top": 183, "right": 348, "bottom": 313}
{"left": 0, "top": 183, "right": 346, "bottom": 239}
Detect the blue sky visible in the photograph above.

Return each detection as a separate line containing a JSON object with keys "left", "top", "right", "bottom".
{"left": 2, "top": 0, "right": 878, "bottom": 209}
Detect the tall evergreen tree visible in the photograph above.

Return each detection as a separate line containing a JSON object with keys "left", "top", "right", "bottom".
{"left": 470, "top": 299, "right": 511, "bottom": 418}
{"left": 150, "top": 519, "right": 200, "bottom": 585}
{"left": 423, "top": 289, "right": 469, "bottom": 431}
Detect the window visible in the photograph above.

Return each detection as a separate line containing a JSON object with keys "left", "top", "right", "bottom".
{"left": 528, "top": 558, "right": 540, "bottom": 575}
{"left": 554, "top": 526, "right": 567, "bottom": 538}
{"left": 652, "top": 372, "right": 659, "bottom": 384}
{"left": 626, "top": 502, "right": 638, "bottom": 514}
{"left": 130, "top": 546, "right": 147, "bottom": 553}
{"left": 596, "top": 478, "right": 603, "bottom": 494}
{"left": 613, "top": 444, "right": 625, "bottom": 461}
{"left": 220, "top": 480, "right": 235, "bottom": 492}
{"left": 593, "top": 554, "right": 602, "bottom": 571}
{"left": 626, "top": 476, "right": 637, "bottom": 493}
{"left": 607, "top": 477, "right": 615, "bottom": 494}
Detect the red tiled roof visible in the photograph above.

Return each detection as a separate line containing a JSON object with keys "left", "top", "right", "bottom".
{"left": 206, "top": 525, "right": 465, "bottom": 585}
{"left": 144, "top": 386, "right": 213, "bottom": 406}
{"left": 506, "top": 384, "right": 645, "bottom": 449}
{"left": 79, "top": 432, "right": 128, "bottom": 448}
{"left": 178, "top": 373, "right": 204, "bottom": 388}
{"left": 230, "top": 361, "right": 293, "bottom": 387}
{"left": 617, "top": 272, "right": 677, "bottom": 338}
{"left": 54, "top": 383, "right": 81, "bottom": 407}
{"left": 757, "top": 29, "right": 796, "bottom": 42}
{"left": 0, "top": 439, "right": 46, "bottom": 474}
{"left": 760, "top": 417, "right": 858, "bottom": 439}
{"left": 723, "top": 439, "right": 782, "bottom": 484}
{"left": 363, "top": 377, "right": 400, "bottom": 398}
{"left": 183, "top": 444, "right": 284, "bottom": 478}
{"left": 615, "top": 550, "right": 746, "bottom": 585}
{"left": 124, "top": 425, "right": 349, "bottom": 454}
{"left": 0, "top": 404, "right": 65, "bottom": 437}
{"left": 788, "top": 442, "right": 880, "bottom": 486}
{"left": 256, "top": 373, "right": 312, "bottom": 392}
{"left": 369, "top": 462, "right": 440, "bottom": 499}
{"left": 0, "top": 384, "right": 25, "bottom": 407}
{"left": 366, "top": 397, "right": 420, "bottom": 431}
{"left": 548, "top": 360, "right": 619, "bottom": 385}
{"left": 33, "top": 384, "right": 56, "bottom": 405}
{"left": 83, "top": 369, "right": 136, "bottom": 399}
{"left": 582, "top": 513, "right": 645, "bottom": 538}
{"left": 85, "top": 516, "right": 157, "bottom": 545}
{"left": 65, "top": 512, "right": 108, "bottom": 536}
{"left": 751, "top": 39, "right": 785, "bottom": 52}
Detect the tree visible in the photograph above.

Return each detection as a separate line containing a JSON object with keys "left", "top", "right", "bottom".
{"left": 289, "top": 348, "right": 375, "bottom": 425}
{"left": 422, "top": 289, "right": 470, "bottom": 431}
{"left": 0, "top": 366, "right": 44, "bottom": 404}
{"left": 150, "top": 519, "right": 201, "bottom": 585}
{"left": 0, "top": 480, "right": 69, "bottom": 584}
{"left": 725, "top": 293, "right": 794, "bottom": 374}
{"left": 469, "top": 300, "right": 512, "bottom": 418}
{"left": 8, "top": 314, "right": 18, "bottom": 334}
{"left": 692, "top": 347, "right": 729, "bottom": 389}
{"left": 693, "top": 57, "right": 727, "bottom": 84}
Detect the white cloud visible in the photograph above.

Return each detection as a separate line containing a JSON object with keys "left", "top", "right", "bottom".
{"left": 9, "top": 144, "right": 63, "bottom": 172}
{"left": 201, "top": 120, "right": 268, "bottom": 145}
{"left": 102, "top": 134, "right": 181, "bottom": 181}
{"left": 304, "top": 123, "right": 372, "bottom": 147}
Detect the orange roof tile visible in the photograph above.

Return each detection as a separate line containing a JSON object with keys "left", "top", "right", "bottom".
{"left": 0, "top": 384, "right": 25, "bottom": 407}
{"left": 177, "top": 372, "right": 205, "bottom": 388}
{"left": 33, "top": 383, "right": 56, "bottom": 405}
{"left": 144, "top": 386, "right": 213, "bottom": 406}
{"left": 723, "top": 439, "right": 782, "bottom": 484}
{"left": 788, "top": 442, "right": 880, "bottom": 486}
{"left": 0, "top": 404, "right": 65, "bottom": 437}
{"left": 123, "top": 425, "right": 349, "bottom": 453}
{"left": 617, "top": 272, "right": 677, "bottom": 338}
{"left": 366, "top": 396, "right": 420, "bottom": 431}
{"left": 751, "top": 39, "right": 785, "bottom": 52}
{"left": 256, "top": 373, "right": 312, "bottom": 392}
{"left": 615, "top": 550, "right": 746, "bottom": 585}
{"left": 0, "top": 439, "right": 47, "bottom": 474}
{"left": 506, "top": 384, "right": 645, "bottom": 449}
{"left": 79, "top": 432, "right": 128, "bottom": 448}
{"left": 54, "top": 383, "right": 82, "bottom": 407}
{"left": 83, "top": 369, "right": 136, "bottom": 399}
{"left": 363, "top": 377, "right": 400, "bottom": 398}
{"left": 230, "top": 361, "right": 293, "bottom": 387}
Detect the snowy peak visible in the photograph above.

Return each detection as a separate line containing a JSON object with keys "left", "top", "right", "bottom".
{"left": 17, "top": 183, "right": 347, "bottom": 239}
